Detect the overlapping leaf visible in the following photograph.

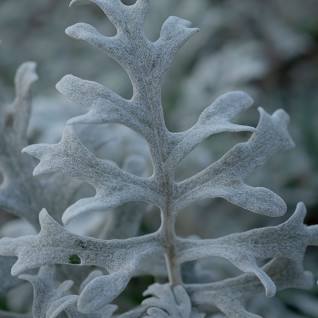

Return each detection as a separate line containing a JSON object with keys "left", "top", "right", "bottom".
{"left": 20, "top": 266, "right": 114, "bottom": 318}
{"left": 188, "top": 258, "right": 314, "bottom": 317}
{"left": 0, "top": 209, "right": 164, "bottom": 277}
{"left": 178, "top": 203, "right": 318, "bottom": 297}
{"left": 142, "top": 284, "right": 205, "bottom": 318}
{"left": 23, "top": 127, "right": 162, "bottom": 224}
{"left": 0, "top": 62, "right": 44, "bottom": 228}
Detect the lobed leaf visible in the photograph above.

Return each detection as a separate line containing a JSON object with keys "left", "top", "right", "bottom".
{"left": 179, "top": 203, "right": 312, "bottom": 297}
{"left": 188, "top": 257, "right": 314, "bottom": 318}
{"left": 4, "top": 1, "right": 315, "bottom": 317}
{"left": 0, "top": 62, "right": 45, "bottom": 228}
{"left": 23, "top": 126, "right": 162, "bottom": 223}
{"left": 78, "top": 271, "right": 129, "bottom": 313}
{"left": 142, "top": 284, "right": 201, "bottom": 318}
{"left": 175, "top": 108, "right": 294, "bottom": 216}
{"left": 19, "top": 266, "right": 76, "bottom": 318}
{"left": 56, "top": 75, "right": 151, "bottom": 138}
{"left": 166, "top": 91, "right": 255, "bottom": 172}
{"left": 0, "top": 209, "right": 164, "bottom": 278}
{"left": 12, "top": 62, "right": 38, "bottom": 142}
{"left": 155, "top": 16, "right": 199, "bottom": 75}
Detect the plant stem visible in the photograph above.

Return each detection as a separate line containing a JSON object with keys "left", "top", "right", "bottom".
{"left": 162, "top": 213, "right": 182, "bottom": 285}
{"left": 134, "top": 68, "right": 182, "bottom": 285}
{"left": 160, "top": 176, "right": 182, "bottom": 285}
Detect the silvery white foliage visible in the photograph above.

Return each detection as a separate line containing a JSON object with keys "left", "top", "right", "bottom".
{"left": 70, "top": 124, "right": 151, "bottom": 239}
{"left": 179, "top": 203, "right": 317, "bottom": 298}
{"left": 170, "top": 0, "right": 318, "bottom": 211}
{"left": 0, "top": 62, "right": 42, "bottom": 302}
{"left": 0, "top": 61, "right": 107, "bottom": 313}
{"left": 19, "top": 266, "right": 77, "bottom": 318}
{"left": 30, "top": 98, "right": 150, "bottom": 238}
{"left": 0, "top": 62, "right": 43, "bottom": 228}
{"left": 142, "top": 284, "right": 205, "bottom": 318}
{"left": 24, "top": 126, "right": 160, "bottom": 225}
{"left": 188, "top": 256, "right": 314, "bottom": 318}
{"left": 1, "top": 0, "right": 318, "bottom": 317}
{"left": 97, "top": 153, "right": 148, "bottom": 239}
{"left": 0, "top": 209, "right": 166, "bottom": 292}
{"left": 20, "top": 266, "right": 115, "bottom": 318}
{"left": 173, "top": 107, "right": 293, "bottom": 216}
{"left": 0, "top": 62, "right": 85, "bottom": 229}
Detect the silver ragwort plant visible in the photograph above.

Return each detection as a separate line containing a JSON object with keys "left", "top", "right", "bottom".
{"left": 0, "top": 0, "right": 317, "bottom": 317}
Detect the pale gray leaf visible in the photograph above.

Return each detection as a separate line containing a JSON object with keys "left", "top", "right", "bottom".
{"left": 175, "top": 108, "right": 294, "bottom": 216}
{"left": 166, "top": 91, "right": 255, "bottom": 171}
{"left": 188, "top": 258, "right": 314, "bottom": 318}
{"left": 46, "top": 295, "right": 78, "bottom": 318}
{"left": 155, "top": 16, "right": 199, "bottom": 74}
{"left": 0, "top": 62, "right": 45, "bottom": 228}
{"left": 0, "top": 210, "right": 164, "bottom": 278}
{"left": 23, "top": 127, "right": 161, "bottom": 223}
{"left": 19, "top": 266, "right": 75, "bottom": 318}
{"left": 12, "top": 62, "right": 38, "bottom": 142}
{"left": 179, "top": 202, "right": 314, "bottom": 297}
{"left": 142, "top": 284, "right": 192, "bottom": 318}
{"left": 78, "top": 272, "right": 129, "bottom": 313}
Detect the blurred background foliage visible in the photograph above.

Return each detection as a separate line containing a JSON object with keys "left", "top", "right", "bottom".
{"left": 0, "top": 0, "right": 318, "bottom": 317}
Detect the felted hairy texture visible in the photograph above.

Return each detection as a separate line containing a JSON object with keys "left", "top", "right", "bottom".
{"left": 0, "top": 62, "right": 85, "bottom": 229}
{"left": 0, "top": 62, "right": 112, "bottom": 313}
{"left": 20, "top": 266, "right": 115, "bottom": 318}
{"left": 142, "top": 284, "right": 205, "bottom": 318}
{"left": 1, "top": 0, "right": 318, "bottom": 317}
{"left": 0, "top": 62, "right": 44, "bottom": 302}
{"left": 0, "top": 62, "right": 43, "bottom": 228}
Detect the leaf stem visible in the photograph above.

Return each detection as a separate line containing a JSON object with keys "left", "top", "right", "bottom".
{"left": 136, "top": 77, "right": 182, "bottom": 285}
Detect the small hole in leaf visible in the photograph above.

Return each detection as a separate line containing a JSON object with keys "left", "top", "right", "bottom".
{"left": 68, "top": 254, "right": 81, "bottom": 265}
